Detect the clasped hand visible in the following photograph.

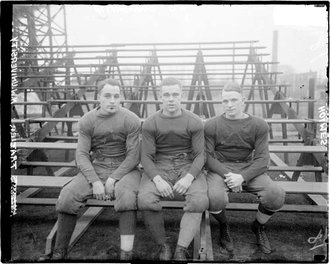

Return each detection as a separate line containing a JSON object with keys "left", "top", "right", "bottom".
{"left": 153, "top": 173, "right": 194, "bottom": 198}
{"left": 92, "top": 178, "right": 117, "bottom": 200}
{"left": 224, "top": 172, "right": 244, "bottom": 193}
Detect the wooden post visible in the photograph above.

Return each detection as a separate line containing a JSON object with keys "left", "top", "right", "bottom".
{"left": 271, "top": 30, "right": 278, "bottom": 74}
{"left": 308, "top": 78, "right": 315, "bottom": 120}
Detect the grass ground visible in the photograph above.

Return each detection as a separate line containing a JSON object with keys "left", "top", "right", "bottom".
{"left": 10, "top": 196, "right": 328, "bottom": 262}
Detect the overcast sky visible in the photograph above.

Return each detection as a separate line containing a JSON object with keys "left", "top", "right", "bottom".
{"left": 64, "top": 4, "right": 327, "bottom": 78}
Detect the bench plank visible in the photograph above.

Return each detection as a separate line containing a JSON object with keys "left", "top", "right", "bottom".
{"left": 54, "top": 161, "right": 77, "bottom": 177}
{"left": 19, "top": 161, "right": 324, "bottom": 172}
{"left": 13, "top": 118, "right": 323, "bottom": 124}
{"left": 20, "top": 161, "right": 76, "bottom": 167}
{"left": 16, "top": 198, "right": 328, "bottom": 213}
{"left": 16, "top": 142, "right": 77, "bottom": 150}
{"left": 276, "top": 181, "right": 328, "bottom": 194}
{"left": 16, "top": 142, "right": 328, "bottom": 153}
{"left": 226, "top": 203, "right": 328, "bottom": 213}
{"left": 269, "top": 145, "right": 327, "bottom": 153}
{"left": 17, "top": 176, "right": 73, "bottom": 188}
{"left": 45, "top": 137, "right": 304, "bottom": 144}
{"left": 268, "top": 166, "right": 323, "bottom": 172}
{"left": 16, "top": 176, "right": 328, "bottom": 195}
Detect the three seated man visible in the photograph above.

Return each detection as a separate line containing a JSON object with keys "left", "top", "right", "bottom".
{"left": 47, "top": 77, "right": 285, "bottom": 261}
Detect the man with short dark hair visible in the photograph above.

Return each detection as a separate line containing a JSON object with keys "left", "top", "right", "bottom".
{"left": 47, "top": 78, "right": 141, "bottom": 260}
{"left": 138, "top": 77, "right": 209, "bottom": 261}
{"left": 205, "top": 81, "right": 285, "bottom": 254}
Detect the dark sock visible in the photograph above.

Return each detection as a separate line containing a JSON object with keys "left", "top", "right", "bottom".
{"left": 142, "top": 210, "right": 166, "bottom": 245}
{"left": 119, "top": 211, "right": 137, "bottom": 235}
{"left": 54, "top": 212, "right": 77, "bottom": 251}
{"left": 212, "top": 210, "right": 227, "bottom": 224}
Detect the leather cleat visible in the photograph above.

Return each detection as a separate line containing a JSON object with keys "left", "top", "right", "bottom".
{"left": 38, "top": 254, "right": 51, "bottom": 261}
{"left": 219, "top": 222, "right": 234, "bottom": 252}
{"left": 51, "top": 248, "right": 68, "bottom": 260}
{"left": 174, "top": 244, "right": 189, "bottom": 261}
{"left": 251, "top": 220, "right": 272, "bottom": 254}
{"left": 120, "top": 249, "right": 133, "bottom": 260}
{"left": 156, "top": 242, "right": 172, "bottom": 261}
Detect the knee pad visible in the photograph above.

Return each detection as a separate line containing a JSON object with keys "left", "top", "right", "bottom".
{"left": 115, "top": 189, "right": 137, "bottom": 212}
{"left": 137, "top": 192, "right": 161, "bottom": 211}
{"left": 56, "top": 189, "right": 81, "bottom": 215}
{"left": 261, "top": 184, "right": 286, "bottom": 211}
{"left": 185, "top": 194, "right": 209, "bottom": 212}
{"left": 208, "top": 191, "right": 228, "bottom": 212}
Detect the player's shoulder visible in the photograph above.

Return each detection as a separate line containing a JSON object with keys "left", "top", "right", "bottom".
{"left": 79, "top": 108, "right": 97, "bottom": 124}
{"left": 251, "top": 115, "right": 267, "bottom": 125}
{"left": 204, "top": 115, "right": 221, "bottom": 127}
{"left": 182, "top": 109, "right": 203, "bottom": 124}
{"left": 78, "top": 108, "right": 98, "bottom": 132}
{"left": 145, "top": 110, "right": 160, "bottom": 122}
{"left": 121, "top": 107, "right": 141, "bottom": 123}
{"left": 142, "top": 110, "right": 160, "bottom": 128}
{"left": 250, "top": 115, "right": 269, "bottom": 130}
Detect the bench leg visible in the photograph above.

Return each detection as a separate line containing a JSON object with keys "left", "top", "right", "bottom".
{"left": 45, "top": 221, "right": 58, "bottom": 255}
{"left": 17, "top": 188, "right": 42, "bottom": 199}
{"left": 193, "top": 221, "right": 202, "bottom": 260}
{"left": 68, "top": 207, "right": 105, "bottom": 252}
{"left": 44, "top": 207, "right": 105, "bottom": 256}
{"left": 204, "top": 211, "right": 214, "bottom": 260}
{"left": 193, "top": 211, "right": 213, "bottom": 261}
{"left": 199, "top": 211, "right": 207, "bottom": 261}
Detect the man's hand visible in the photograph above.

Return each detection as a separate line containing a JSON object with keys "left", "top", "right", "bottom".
{"left": 153, "top": 175, "right": 174, "bottom": 199}
{"left": 224, "top": 172, "right": 244, "bottom": 192}
{"left": 173, "top": 173, "right": 194, "bottom": 195}
{"left": 105, "top": 177, "right": 117, "bottom": 200}
{"left": 92, "top": 181, "right": 105, "bottom": 200}
{"left": 231, "top": 186, "right": 243, "bottom": 193}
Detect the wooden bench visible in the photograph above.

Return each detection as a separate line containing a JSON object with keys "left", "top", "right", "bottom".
{"left": 19, "top": 161, "right": 325, "bottom": 173}
{"left": 15, "top": 175, "right": 212, "bottom": 260}
{"left": 16, "top": 175, "right": 328, "bottom": 213}
{"left": 43, "top": 136, "right": 304, "bottom": 144}
{"left": 12, "top": 98, "right": 317, "bottom": 106}
{"left": 16, "top": 142, "right": 327, "bottom": 177}
{"left": 15, "top": 141, "right": 328, "bottom": 153}
{"left": 15, "top": 175, "right": 328, "bottom": 261}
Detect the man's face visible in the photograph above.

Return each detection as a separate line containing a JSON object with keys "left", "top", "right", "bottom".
{"left": 222, "top": 90, "right": 245, "bottom": 119}
{"left": 99, "top": 84, "right": 121, "bottom": 115}
{"left": 161, "top": 84, "right": 182, "bottom": 116}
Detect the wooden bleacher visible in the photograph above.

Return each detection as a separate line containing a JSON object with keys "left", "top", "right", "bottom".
{"left": 12, "top": 41, "right": 328, "bottom": 261}
{"left": 15, "top": 174, "right": 328, "bottom": 261}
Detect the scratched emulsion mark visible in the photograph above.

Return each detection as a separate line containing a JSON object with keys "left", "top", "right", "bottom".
{"left": 10, "top": 33, "right": 20, "bottom": 216}
{"left": 318, "top": 105, "right": 329, "bottom": 148}
{"left": 308, "top": 226, "right": 328, "bottom": 262}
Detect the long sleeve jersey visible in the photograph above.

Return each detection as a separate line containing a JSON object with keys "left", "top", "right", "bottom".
{"left": 204, "top": 114, "right": 270, "bottom": 183}
{"left": 76, "top": 106, "right": 141, "bottom": 183}
{"left": 142, "top": 109, "right": 205, "bottom": 180}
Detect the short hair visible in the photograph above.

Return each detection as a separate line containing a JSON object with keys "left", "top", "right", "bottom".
{"left": 97, "top": 78, "right": 121, "bottom": 94}
{"left": 160, "top": 77, "right": 182, "bottom": 89}
{"left": 223, "top": 81, "right": 242, "bottom": 94}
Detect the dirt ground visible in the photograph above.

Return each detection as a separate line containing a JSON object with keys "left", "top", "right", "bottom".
{"left": 9, "top": 146, "right": 329, "bottom": 263}
{"left": 10, "top": 182, "right": 328, "bottom": 263}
